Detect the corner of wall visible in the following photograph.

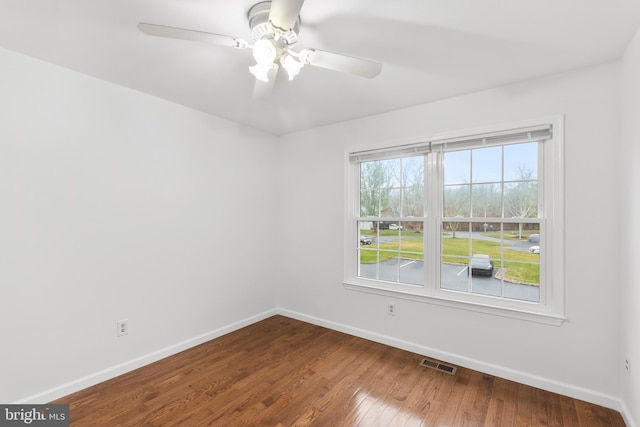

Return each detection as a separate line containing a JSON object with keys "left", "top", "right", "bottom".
{"left": 620, "top": 23, "right": 640, "bottom": 427}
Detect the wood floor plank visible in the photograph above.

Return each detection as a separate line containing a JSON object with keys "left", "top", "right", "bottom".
{"left": 52, "top": 316, "right": 626, "bottom": 426}
{"left": 392, "top": 366, "right": 440, "bottom": 418}
{"left": 515, "top": 382, "right": 535, "bottom": 426}
{"left": 559, "top": 394, "right": 582, "bottom": 426}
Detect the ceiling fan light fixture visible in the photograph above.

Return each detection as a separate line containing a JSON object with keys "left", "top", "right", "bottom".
{"left": 252, "top": 38, "right": 278, "bottom": 65}
{"left": 249, "top": 63, "right": 276, "bottom": 82}
{"left": 281, "top": 53, "right": 304, "bottom": 80}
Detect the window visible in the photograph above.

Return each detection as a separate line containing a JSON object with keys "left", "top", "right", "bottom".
{"left": 345, "top": 118, "right": 565, "bottom": 324}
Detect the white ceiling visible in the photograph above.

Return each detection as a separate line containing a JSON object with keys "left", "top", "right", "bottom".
{"left": 1, "top": 0, "right": 639, "bottom": 135}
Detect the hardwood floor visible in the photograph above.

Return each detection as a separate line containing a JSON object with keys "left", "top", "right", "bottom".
{"left": 53, "top": 315, "right": 626, "bottom": 426}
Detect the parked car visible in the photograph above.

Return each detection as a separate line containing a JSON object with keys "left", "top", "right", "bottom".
{"left": 388, "top": 224, "right": 403, "bottom": 230}
{"left": 528, "top": 234, "right": 540, "bottom": 243}
{"left": 360, "top": 235, "right": 372, "bottom": 245}
{"left": 469, "top": 254, "right": 494, "bottom": 276}
{"left": 529, "top": 245, "right": 540, "bottom": 254}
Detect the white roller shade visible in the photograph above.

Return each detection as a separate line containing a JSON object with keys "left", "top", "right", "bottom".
{"left": 349, "top": 124, "right": 552, "bottom": 162}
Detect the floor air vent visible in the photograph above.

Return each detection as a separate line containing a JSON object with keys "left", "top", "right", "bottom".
{"left": 419, "top": 357, "right": 457, "bottom": 375}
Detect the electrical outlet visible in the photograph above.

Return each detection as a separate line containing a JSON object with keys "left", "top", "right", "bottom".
{"left": 625, "top": 357, "right": 630, "bottom": 373}
{"left": 387, "top": 303, "right": 396, "bottom": 316}
{"left": 117, "top": 319, "right": 129, "bottom": 337}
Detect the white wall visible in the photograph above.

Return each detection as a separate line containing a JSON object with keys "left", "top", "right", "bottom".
{"left": 0, "top": 47, "right": 279, "bottom": 403}
{"left": 621, "top": 27, "right": 640, "bottom": 426}
{"left": 278, "top": 62, "right": 623, "bottom": 408}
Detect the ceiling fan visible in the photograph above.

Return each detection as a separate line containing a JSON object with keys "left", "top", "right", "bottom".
{"left": 138, "top": 0, "right": 382, "bottom": 83}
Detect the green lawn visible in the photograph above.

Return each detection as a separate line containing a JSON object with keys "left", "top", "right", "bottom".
{"left": 359, "top": 235, "right": 540, "bottom": 285}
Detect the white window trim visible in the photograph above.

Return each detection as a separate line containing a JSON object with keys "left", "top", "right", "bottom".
{"left": 343, "top": 116, "right": 565, "bottom": 326}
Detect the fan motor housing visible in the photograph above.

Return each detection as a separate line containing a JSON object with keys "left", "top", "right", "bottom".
{"left": 248, "top": 1, "right": 299, "bottom": 45}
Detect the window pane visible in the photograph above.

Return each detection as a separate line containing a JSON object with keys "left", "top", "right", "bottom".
{"left": 503, "top": 275, "right": 540, "bottom": 302}
{"left": 360, "top": 160, "right": 393, "bottom": 217}
{"left": 377, "top": 255, "right": 399, "bottom": 282}
{"left": 441, "top": 221, "right": 469, "bottom": 291}
{"left": 504, "top": 221, "right": 539, "bottom": 242}
{"left": 398, "top": 221, "right": 424, "bottom": 285}
{"left": 381, "top": 158, "right": 401, "bottom": 188}
{"left": 469, "top": 256, "right": 501, "bottom": 297}
{"left": 358, "top": 220, "right": 376, "bottom": 279}
{"left": 402, "top": 185, "right": 424, "bottom": 217}
{"left": 472, "top": 146, "right": 502, "bottom": 183}
{"left": 504, "top": 142, "right": 537, "bottom": 181}
{"left": 385, "top": 188, "right": 401, "bottom": 217}
{"left": 471, "top": 183, "right": 501, "bottom": 218}
{"left": 444, "top": 150, "right": 470, "bottom": 185}
{"left": 400, "top": 155, "right": 425, "bottom": 217}
{"left": 470, "top": 222, "right": 502, "bottom": 257}
{"left": 502, "top": 227, "right": 540, "bottom": 303}
{"left": 360, "top": 188, "right": 379, "bottom": 216}
{"left": 444, "top": 185, "right": 470, "bottom": 218}
{"left": 402, "top": 156, "right": 424, "bottom": 187}
{"left": 504, "top": 182, "right": 538, "bottom": 219}
{"left": 468, "top": 222, "right": 500, "bottom": 297}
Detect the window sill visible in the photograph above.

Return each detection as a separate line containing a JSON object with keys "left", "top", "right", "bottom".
{"left": 342, "top": 281, "right": 566, "bottom": 326}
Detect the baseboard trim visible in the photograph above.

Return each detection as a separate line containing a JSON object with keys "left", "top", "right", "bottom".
{"left": 620, "top": 399, "right": 638, "bottom": 427}
{"left": 276, "top": 308, "right": 629, "bottom": 416}
{"left": 14, "top": 309, "right": 278, "bottom": 404}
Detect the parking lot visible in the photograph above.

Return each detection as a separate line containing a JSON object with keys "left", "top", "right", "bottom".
{"left": 359, "top": 259, "right": 539, "bottom": 302}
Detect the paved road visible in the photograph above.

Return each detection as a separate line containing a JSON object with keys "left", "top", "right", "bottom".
{"left": 445, "top": 231, "right": 537, "bottom": 252}
{"left": 367, "top": 231, "right": 538, "bottom": 252}
{"left": 359, "top": 259, "right": 539, "bottom": 302}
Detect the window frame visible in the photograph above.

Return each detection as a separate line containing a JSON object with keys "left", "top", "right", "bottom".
{"left": 343, "top": 117, "right": 565, "bottom": 325}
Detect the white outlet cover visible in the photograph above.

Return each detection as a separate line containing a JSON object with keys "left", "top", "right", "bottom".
{"left": 117, "top": 320, "right": 129, "bottom": 337}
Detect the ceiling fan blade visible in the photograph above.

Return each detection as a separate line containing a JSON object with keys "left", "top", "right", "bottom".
{"left": 138, "top": 23, "right": 248, "bottom": 49}
{"left": 268, "top": 0, "right": 304, "bottom": 31}
{"left": 304, "top": 49, "right": 382, "bottom": 79}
